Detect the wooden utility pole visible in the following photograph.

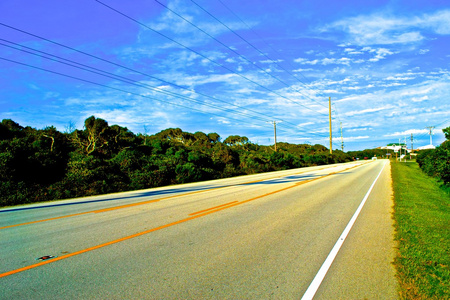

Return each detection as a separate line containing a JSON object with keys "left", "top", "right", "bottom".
{"left": 329, "top": 97, "right": 332, "bottom": 154}
{"left": 273, "top": 121, "right": 277, "bottom": 152}
{"left": 268, "top": 121, "right": 279, "bottom": 152}
{"left": 340, "top": 122, "right": 344, "bottom": 152}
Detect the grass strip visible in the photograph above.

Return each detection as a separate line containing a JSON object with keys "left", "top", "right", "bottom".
{"left": 391, "top": 161, "right": 450, "bottom": 299}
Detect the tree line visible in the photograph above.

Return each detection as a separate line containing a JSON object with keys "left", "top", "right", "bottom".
{"left": 0, "top": 116, "right": 353, "bottom": 207}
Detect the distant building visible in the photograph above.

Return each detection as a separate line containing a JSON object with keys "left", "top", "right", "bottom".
{"left": 416, "top": 144, "right": 436, "bottom": 150}
{"left": 379, "top": 145, "right": 409, "bottom": 152}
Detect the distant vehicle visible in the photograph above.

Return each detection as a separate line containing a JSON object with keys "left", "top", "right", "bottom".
{"left": 372, "top": 157, "right": 377, "bottom": 160}
{"left": 364, "top": 157, "right": 368, "bottom": 160}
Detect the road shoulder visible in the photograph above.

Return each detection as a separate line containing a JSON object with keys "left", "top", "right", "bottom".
{"left": 314, "top": 161, "right": 398, "bottom": 299}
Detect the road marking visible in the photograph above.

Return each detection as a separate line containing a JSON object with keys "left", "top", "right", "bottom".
{"left": 0, "top": 162, "right": 368, "bottom": 230}
{"left": 0, "top": 180, "right": 301, "bottom": 279}
{"left": 0, "top": 163, "right": 369, "bottom": 278}
{"left": 301, "top": 161, "right": 387, "bottom": 300}
{"left": 0, "top": 212, "right": 92, "bottom": 230}
{"left": 0, "top": 189, "right": 220, "bottom": 230}
{"left": 189, "top": 201, "right": 239, "bottom": 216}
{"left": 0, "top": 164, "right": 354, "bottom": 230}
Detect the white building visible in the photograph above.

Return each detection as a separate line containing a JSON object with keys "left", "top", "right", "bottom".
{"left": 416, "top": 144, "right": 436, "bottom": 150}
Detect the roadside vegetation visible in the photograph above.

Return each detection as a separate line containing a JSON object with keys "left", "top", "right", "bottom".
{"left": 347, "top": 148, "right": 395, "bottom": 160}
{"left": 391, "top": 127, "right": 450, "bottom": 299}
{"left": 416, "top": 126, "right": 450, "bottom": 191}
{"left": 0, "top": 116, "right": 352, "bottom": 207}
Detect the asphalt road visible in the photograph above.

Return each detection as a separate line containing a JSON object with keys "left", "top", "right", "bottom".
{"left": 0, "top": 160, "right": 398, "bottom": 299}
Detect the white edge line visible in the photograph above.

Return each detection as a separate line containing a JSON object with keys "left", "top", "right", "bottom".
{"left": 301, "top": 161, "right": 388, "bottom": 300}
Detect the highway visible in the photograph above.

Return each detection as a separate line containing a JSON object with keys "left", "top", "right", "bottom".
{"left": 0, "top": 160, "right": 398, "bottom": 299}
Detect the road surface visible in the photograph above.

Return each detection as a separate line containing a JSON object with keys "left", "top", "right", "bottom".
{"left": 0, "top": 160, "right": 398, "bottom": 299}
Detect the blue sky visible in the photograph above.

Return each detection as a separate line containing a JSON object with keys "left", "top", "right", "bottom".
{"left": 0, "top": 0, "right": 449, "bottom": 151}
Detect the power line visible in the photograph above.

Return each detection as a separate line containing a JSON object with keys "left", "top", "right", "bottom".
{"left": 1, "top": 42, "right": 327, "bottom": 137}
{"left": 189, "top": 0, "right": 328, "bottom": 110}
{"left": 215, "top": 0, "right": 331, "bottom": 104}
{"left": 167, "top": 0, "right": 328, "bottom": 110}
{"left": 0, "top": 40, "right": 280, "bottom": 125}
{"left": 0, "top": 24, "right": 290, "bottom": 126}
{"left": 1, "top": 54, "right": 329, "bottom": 139}
{"left": 0, "top": 56, "right": 280, "bottom": 130}
{"left": 95, "top": 0, "right": 328, "bottom": 116}
{"left": 0, "top": 21, "right": 331, "bottom": 139}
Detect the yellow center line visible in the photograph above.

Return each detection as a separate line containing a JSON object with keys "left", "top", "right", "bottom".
{"left": 0, "top": 162, "right": 370, "bottom": 278}
{"left": 0, "top": 212, "right": 92, "bottom": 230}
{"left": 0, "top": 188, "right": 226, "bottom": 230}
{"left": 0, "top": 162, "right": 369, "bottom": 230}
{"left": 188, "top": 201, "right": 239, "bottom": 216}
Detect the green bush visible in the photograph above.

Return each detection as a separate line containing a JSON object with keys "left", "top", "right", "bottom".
{"left": 417, "top": 127, "right": 450, "bottom": 187}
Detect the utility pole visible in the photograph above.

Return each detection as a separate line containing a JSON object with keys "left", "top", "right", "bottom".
{"left": 394, "top": 144, "right": 398, "bottom": 161}
{"left": 411, "top": 133, "right": 414, "bottom": 153}
{"left": 273, "top": 121, "right": 277, "bottom": 152}
{"left": 329, "top": 97, "right": 332, "bottom": 154}
{"left": 340, "top": 122, "right": 344, "bottom": 152}
{"left": 268, "top": 121, "right": 280, "bottom": 152}
{"left": 426, "top": 126, "right": 435, "bottom": 145}
{"left": 405, "top": 136, "right": 408, "bottom": 160}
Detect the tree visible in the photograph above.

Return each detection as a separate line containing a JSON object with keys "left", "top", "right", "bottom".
{"left": 155, "top": 128, "right": 183, "bottom": 142}
{"left": 0, "top": 119, "right": 24, "bottom": 140}
{"left": 224, "top": 135, "right": 249, "bottom": 147}
{"left": 443, "top": 126, "right": 450, "bottom": 141}
{"left": 207, "top": 132, "right": 221, "bottom": 144}
{"left": 71, "top": 116, "right": 109, "bottom": 155}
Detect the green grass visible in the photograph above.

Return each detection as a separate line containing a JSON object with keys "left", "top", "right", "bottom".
{"left": 391, "top": 161, "right": 450, "bottom": 299}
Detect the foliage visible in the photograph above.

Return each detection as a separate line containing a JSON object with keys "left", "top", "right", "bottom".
{"left": 0, "top": 116, "right": 355, "bottom": 207}
{"left": 417, "top": 127, "right": 450, "bottom": 187}
{"left": 347, "top": 148, "right": 395, "bottom": 160}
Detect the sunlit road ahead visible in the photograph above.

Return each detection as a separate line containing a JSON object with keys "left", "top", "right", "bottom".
{"left": 1, "top": 160, "right": 397, "bottom": 299}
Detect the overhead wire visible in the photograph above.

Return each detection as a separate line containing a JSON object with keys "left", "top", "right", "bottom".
{"left": 0, "top": 40, "right": 279, "bottom": 125}
{"left": 0, "top": 21, "right": 329, "bottom": 139}
{"left": 0, "top": 45, "right": 328, "bottom": 139}
{"left": 0, "top": 7, "right": 334, "bottom": 140}
{"left": 214, "top": 0, "right": 346, "bottom": 129}
{"left": 189, "top": 0, "right": 328, "bottom": 110}
{"left": 95, "top": 0, "right": 328, "bottom": 117}
{"left": 155, "top": 0, "right": 327, "bottom": 111}
{"left": 215, "top": 0, "right": 331, "bottom": 104}
{"left": 0, "top": 56, "right": 258, "bottom": 126}
{"left": 0, "top": 24, "right": 292, "bottom": 127}
{"left": 2, "top": 55, "right": 322, "bottom": 138}
{"left": 412, "top": 119, "right": 450, "bottom": 143}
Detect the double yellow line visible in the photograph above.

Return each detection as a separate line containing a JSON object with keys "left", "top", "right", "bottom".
{"left": 0, "top": 162, "right": 367, "bottom": 278}
{"left": 0, "top": 164, "right": 339, "bottom": 230}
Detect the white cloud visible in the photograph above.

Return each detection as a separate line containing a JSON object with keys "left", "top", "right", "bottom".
{"left": 294, "top": 57, "right": 355, "bottom": 66}
{"left": 380, "top": 82, "right": 406, "bottom": 87}
{"left": 336, "top": 96, "right": 360, "bottom": 103}
{"left": 344, "top": 135, "right": 370, "bottom": 141}
{"left": 344, "top": 105, "right": 393, "bottom": 117}
{"left": 347, "top": 127, "right": 372, "bottom": 132}
{"left": 411, "top": 95, "right": 429, "bottom": 102}
{"left": 294, "top": 47, "right": 393, "bottom": 67}
{"left": 384, "top": 129, "right": 428, "bottom": 137}
{"left": 322, "top": 9, "right": 450, "bottom": 46}
{"left": 297, "top": 121, "right": 314, "bottom": 127}
{"left": 386, "top": 76, "right": 415, "bottom": 81}
{"left": 260, "top": 59, "right": 283, "bottom": 64}
{"left": 294, "top": 58, "right": 319, "bottom": 65}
